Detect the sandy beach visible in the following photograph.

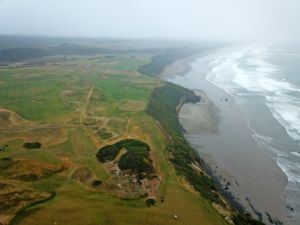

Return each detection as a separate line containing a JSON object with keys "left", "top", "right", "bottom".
{"left": 163, "top": 56, "right": 289, "bottom": 224}
{"left": 179, "top": 90, "right": 219, "bottom": 135}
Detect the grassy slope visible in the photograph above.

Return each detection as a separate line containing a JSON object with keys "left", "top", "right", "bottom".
{"left": 0, "top": 54, "right": 226, "bottom": 225}
{"left": 147, "top": 83, "right": 219, "bottom": 202}
{"left": 137, "top": 48, "right": 200, "bottom": 77}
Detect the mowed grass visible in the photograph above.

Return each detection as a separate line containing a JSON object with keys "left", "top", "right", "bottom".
{"left": 113, "top": 57, "right": 147, "bottom": 72}
{"left": 0, "top": 54, "right": 151, "bottom": 122}
{"left": 0, "top": 69, "right": 73, "bottom": 122}
{"left": 17, "top": 179, "right": 226, "bottom": 225}
{"left": 0, "top": 54, "right": 227, "bottom": 225}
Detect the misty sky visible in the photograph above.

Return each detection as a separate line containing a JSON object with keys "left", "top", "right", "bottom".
{"left": 0, "top": 0, "right": 300, "bottom": 42}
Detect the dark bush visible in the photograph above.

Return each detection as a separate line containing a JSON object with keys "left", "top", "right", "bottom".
{"left": 23, "top": 142, "right": 41, "bottom": 149}
{"left": 96, "top": 145, "right": 120, "bottom": 162}
{"left": 118, "top": 151, "right": 153, "bottom": 174}
{"left": 0, "top": 157, "right": 14, "bottom": 170}
{"left": 91, "top": 180, "right": 102, "bottom": 187}
{"left": 15, "top": 174, "right": 39, "bottom": 182}
{"left": 96, "top": 139, "right": 153, "bottom": 176}
{"left": 146, "top": 198, "right": 156, "bottom": 207}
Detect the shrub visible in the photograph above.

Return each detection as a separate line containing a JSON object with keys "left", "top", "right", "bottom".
{"left": 96, "top": 145, "right": 120, "bottom": 162}
{"left": 146, "top": 198, "right": 156, "bottom": 207}
{"left": 23, "top": 142, "right": 41, "bottom": 149}
{"left": 96, "top": 139, "right": 153, "bottom": 176}
{"left": 91, "top": 180, "right": 102, "bottom": 187}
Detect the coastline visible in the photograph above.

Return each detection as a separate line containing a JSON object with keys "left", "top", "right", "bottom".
{"left": 161, "top": 55, "right": 288, "bottom": 224}
{"left": 146, "top": 81, "right": 269, "bottom": 225}
{"left": 161, "top": 55, "right": 195, "bottom": 78}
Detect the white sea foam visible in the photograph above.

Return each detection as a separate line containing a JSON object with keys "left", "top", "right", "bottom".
{"left": 206, "top": 50, "right": 243, "bottom": 96}
{"left": 251, "top": 130, "right": 289, "bottom": 158}
{"left": 277, "top": 156, "right": 300, "bottom": 184}
{"left": 205, "top": 44, "right": 300, "bottom": 142}
{"left": 205, "top": 44, "right": 300, "bottom": 189}
{"left": 251, "top": 128, "right": 300, "bottom": 185}
{"left": 291, "top": 152, "right": 300, "bottom": 157}
{"left": 250, "top": 128, "right": 300, "bottom": 187}
{"left": 202, "top": 45, "right": 300, "bottom": 222}
{"left": 266, "top": 95, "right": 300, "bottom": 141}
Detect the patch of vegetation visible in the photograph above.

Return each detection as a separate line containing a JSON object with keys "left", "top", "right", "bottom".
{"left": 0, "top": 157, "right": 14, "bottom": 170}
{"left": 147, "top": 82, "right": 198, "bottom": 136}
{"left": 0, "top": 145, "right": 8, "bottom": 152}
{"left": 23, "top": 142, "right": 41, "bottom": 149}
{"left": 0, "top": 157, "right": 66, "bottom": 182}
{"left": 0, "top": 48, "right": 47, "bottom": 63}
{"left": 118, "top": 148, "right": 153, "bottom": 175}
{"left": 0, "top": 176, "right": 55, "bottom": 225}
{"left": 0, "top": 44, "right": 152, "bottom": 63}
{"left": 96, "top": 139, "right": 154, "bottom": 176}
{"left": 137, "top": 48, "right": 199, "bottom": 76}
{"left": 15, "top": 174, "right": 39, "bottom": 182}
{"left": 91, "top": 180, "right": 102, "bottom": 187}
{"left": 145, "top": 198, "right": 156, "bottom": 207}
{"left": 97, "top": 128, "right": 112, "bottom": 140}
{"left": 96, "top": 144, "right": 120, "bottom": 162}
{"left": 9, "top": 191, "right": 56, "bottom": 225}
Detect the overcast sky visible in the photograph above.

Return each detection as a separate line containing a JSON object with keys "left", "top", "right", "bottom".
{"left": 0, "top": 0, "right": 299, "bottom": 42}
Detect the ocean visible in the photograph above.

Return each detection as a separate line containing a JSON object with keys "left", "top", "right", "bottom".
{"left": 165, "top": 43, "right": 300, "bottom": 225}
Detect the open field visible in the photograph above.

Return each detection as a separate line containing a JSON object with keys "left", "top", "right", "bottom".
{"left": 0, "top": 53, "right": 228, "bottom": 225}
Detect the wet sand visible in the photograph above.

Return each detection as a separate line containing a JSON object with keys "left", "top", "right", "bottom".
{"left": 163, "top": 58, "right": 288, "bottom": 223}
{"left": 179, "top": 91, "right": 219, "bottom": 135}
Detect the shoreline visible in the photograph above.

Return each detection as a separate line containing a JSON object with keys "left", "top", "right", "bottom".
{"left": 162, "top": 55, "right": 288, "bottom": 224}
{"left": 146, "top": 81, "right": 271, "bottom": 225}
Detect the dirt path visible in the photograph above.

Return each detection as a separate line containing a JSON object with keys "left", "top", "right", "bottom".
{"left": 125, "top": 117, "right": 132, "bottom": 134}
{"left": 80, "top": 86, "right": 94, "bottom": 125}
{"left": 0, "top": 124, "right": 103, "bottom": 130}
